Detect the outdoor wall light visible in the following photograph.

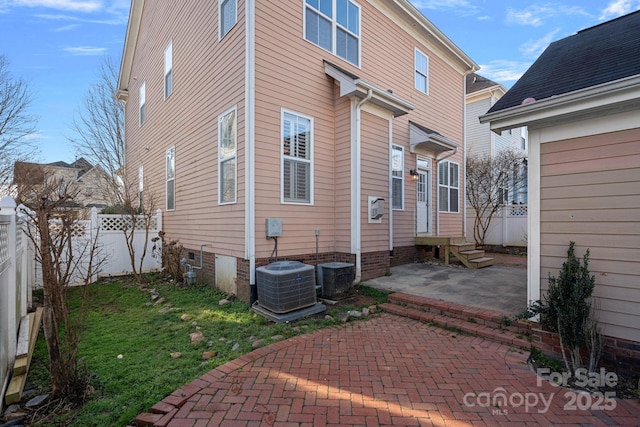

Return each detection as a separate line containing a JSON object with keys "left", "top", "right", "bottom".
{"left": 409, "top": 169, "right": 419, "bottom": 181}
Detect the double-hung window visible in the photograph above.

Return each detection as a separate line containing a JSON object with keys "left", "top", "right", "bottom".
{"left": 219, "top": 107, "right": 237, "bottom": 204}
{"left": 219, "top": 0, "right": 237, "bottom": 39}
{"left": 415, "top": 49, "right": 429, "bottom": 94}
{"left": 391, "top": 145, "right": 404, "bottom": 210}
{"left": 438, "top": 160, "right": 459, "bottom": 213}
{"left": 164, "top": 41, "right": 173, "bottom": 99}
{"left": 304, "top": 0, "right": 360, "bottom": 66}
{"left": 139, "top": 82, "right": 146, "bottom": 125}
{"left": 166, "top": 147, "right": 175, "bottom": 211}
{"left": 282, "top": 110, "right": 313, "bottom": 204}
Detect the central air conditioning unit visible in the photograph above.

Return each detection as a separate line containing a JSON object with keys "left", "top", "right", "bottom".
{"left": 317, "top": 262, "right": 355, "bottom": 300}
{"left": 256, "top": 261, "right": 316, "bottom": 313}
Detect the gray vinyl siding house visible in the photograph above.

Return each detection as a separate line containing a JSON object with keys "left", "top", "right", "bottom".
{"left": 480, "top": 10, "right": 640, "bottom": 374}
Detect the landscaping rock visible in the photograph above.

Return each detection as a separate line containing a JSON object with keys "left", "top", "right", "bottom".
{"left": 249, "top": 335, "right": 257, "bottom": 342}
{"left": 368, "top": 305, "right": 377, "bottom": 314}
{"left": 0, "top": 416, "right": 26, "bottom": 427}
{"left": 362, "top": 307, "right": 370, "bottom": 316}
{"left": 232, "top": 343, "right": 240, "bottom": 351}
{"left": 25, "top": 394, "right": 48, "bottom": 408}
{"left": 202, "top": 351, "right": 217, "bottom": 360}
{"left": 170, "top": 352, "right": 182, "bottom": 359}
{"left": 252, "top": 339, "right": 266, "bottom": 349}
{"left": 271, "top": 335, "right": 284, "bottom": 341}
{"left": 145, "top": 301, "right": 153, "bottom": 307}
{"left": 324, "top": 315, "right": 334, "bottom": 321}
{"left": 337, "top": 312, "right": 350, "bottom": 323}
{"left": 180, "top": 314, "right": 191, "bottom": 321}
{"left": 347, "top": 310, "right": 363, "bottom": 318}
{"left": 218, "top": 299, "right": 230, "bottom": 306}
{"left": 154, "top": 297, "right": 166, "bottom": 306}
{"left": 218, "top": 337, "right": 226, "bottom": 341}
{"left": 190, "top": 332, "right": 205, "bottom": 344}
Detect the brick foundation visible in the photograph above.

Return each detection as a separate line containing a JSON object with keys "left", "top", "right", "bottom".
{"left": 532, "top": 327, "right": 640, "bottom": 378}
{"left": 390, "top": 245, "right": 435, "bottom": 266}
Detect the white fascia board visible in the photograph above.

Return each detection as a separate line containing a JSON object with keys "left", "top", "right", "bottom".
{"left": 479, "top": 75, "right": 640, "bottom": 133}
{"left": 117, "top": 0, "right": 144, "bottom": 102}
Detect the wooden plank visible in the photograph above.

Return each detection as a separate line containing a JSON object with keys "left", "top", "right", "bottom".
{"left": 5, "top": 308, "right": 43, "bottom": 405}
{"left": 15, "top": 314, "right": 31, "bottom": 358}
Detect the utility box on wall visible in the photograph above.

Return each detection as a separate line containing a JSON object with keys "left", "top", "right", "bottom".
{"left": 265, "top": 218, "right": 282, "bottom": 238}
{"left": 368, "top": 197, "right": 385, "bottom": 223}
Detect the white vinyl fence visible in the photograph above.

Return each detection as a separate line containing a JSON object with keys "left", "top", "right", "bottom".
{"left": 0, "top": 197, "right": 35, "bottom": 412}
{"left": 466, "top": 204, "right": 528, "bottom": 247}
{"left": 34, "top": 208, "right": 163, "bottom": 287}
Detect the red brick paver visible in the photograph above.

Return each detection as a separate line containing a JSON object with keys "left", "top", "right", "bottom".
{"left": 134, "top": 314, "right": 640, "bottom": 426}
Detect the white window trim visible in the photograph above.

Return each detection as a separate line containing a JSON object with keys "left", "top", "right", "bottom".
{"left": 166, "top": 147, "right": 175, "bottom": 211}
{"left": 139, "top": 81, "right": 146, "bottom": 126}
{"left": 391, "top": 144, "right": 404, "bottom": 211}
{"left": 303, "top": 0, "right": 361, "bottom": 67}
{"left": 414, "top": 48, "right": 429, "bottom": 95}
{"left": 219, "top": 0, "right": 238, "bottom": 40}
{"left": 438, "top": 160, "right": 460, "bottom": 213}
{"left": 218, "top": 105, "right": 237, "bottom": 205}
{"left": 164, "top": 40, "right": 173, "bottom": 99}
{"left": 281, "top": 108, "right": 314, "bottom": 205}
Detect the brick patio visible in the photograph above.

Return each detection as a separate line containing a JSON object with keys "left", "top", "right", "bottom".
{"left": 132, "top": 313, "right": 639, "bottom": 426}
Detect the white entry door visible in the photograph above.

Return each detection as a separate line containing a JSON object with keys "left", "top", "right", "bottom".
{"left": 416, "top": 158, "right": 432, "bottom": 233}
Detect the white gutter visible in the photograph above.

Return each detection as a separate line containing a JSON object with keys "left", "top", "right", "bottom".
{"left": 245, "top": 0, "right": 256, "bottom": 288}
{"left": 352, "top": 89, "right": 373, "bottom": 283}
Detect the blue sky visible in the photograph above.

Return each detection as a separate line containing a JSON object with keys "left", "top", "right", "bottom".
{"left": 1, "top": 0, "right": 638, "bottom": 164}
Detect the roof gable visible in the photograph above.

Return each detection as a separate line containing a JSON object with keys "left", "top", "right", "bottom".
{"left": 489, "top": 10, "right": 640, "bottom": 113}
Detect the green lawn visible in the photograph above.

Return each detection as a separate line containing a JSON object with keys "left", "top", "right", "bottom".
{"left": 28, "top": 275, "right": 387, "bottom": 426}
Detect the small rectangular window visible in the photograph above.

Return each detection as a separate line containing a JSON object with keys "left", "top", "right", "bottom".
{"left": 220, "top": 0, "right": 237, "bottom": 39}
{"left": 219, "top": 107, "right": 237, "bottom": 204}
{"left": 282, "top": 110, "right": 313, "bottom": 204}
{"left": 391, "top": 145, "right": 404, "bottom": 210}
{"left": 164, "top": 41, "right": 173, "bottom": 99}
{"left": 438, "top": 160, "right": 459, "bottom": 213}
{"left": 139, "top": 82, "right": 146, "bottom": 125}
{"left": 166, "top": 147, "right": 175, "bottom": 211}
{"left": 415, "top": 49, "right": 429, "bottom": 94}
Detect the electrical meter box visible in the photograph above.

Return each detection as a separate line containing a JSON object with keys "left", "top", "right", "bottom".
{"left": 265, "top": 218, "right": 282, "bottom": 238}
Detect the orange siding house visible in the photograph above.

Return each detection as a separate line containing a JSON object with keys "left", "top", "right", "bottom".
{"left": 117, "top": 0, "right": 477, "bottom": 301}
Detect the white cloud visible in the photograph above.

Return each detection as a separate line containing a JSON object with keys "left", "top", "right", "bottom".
{"left": 54, "top": 23, "right": 79, "bottom": 31}
{"left": 599, "top": 0, "right": 640, "bottom": 20}
{"left": 478, "top": 60, "right": 532, "bottom": 84}
{"left": 412, "top": 0, "right": 477, "bottom": 15}
{"left": 64, "top": 46, "right": 108, "bottom": 55}
{"left": 35, "top": 12, "right": 126, "bottom": 25}
{"left": 519, "top": 29, "right": 560, "bottom": 58}
{"left": 506, "top": 4, "right": 590, "bottom": 27}
{"left": 9, "top": 0, "right": 102, "bottom": 13}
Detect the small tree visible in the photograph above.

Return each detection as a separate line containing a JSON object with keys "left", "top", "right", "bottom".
{"left": 466, "top": 150, "right": 527, "bottom": 245}
{"left": 19, "top": 175, "right": 103, "bottom": 400}
{"left": 0, "top": 53, "right": 39, "bottom": 191}
{"left": 68, "top": 55, "right": 124, "bottom": 206}
{"left": 546, "top": 241, "right": 598, "bottom": 375}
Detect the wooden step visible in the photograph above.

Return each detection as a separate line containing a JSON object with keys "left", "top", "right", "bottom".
{"left": 458, "top": 249, "right": 485, "bottom": 260}
{"left": 469, "top": 257, "right": 494, "bottom": 268}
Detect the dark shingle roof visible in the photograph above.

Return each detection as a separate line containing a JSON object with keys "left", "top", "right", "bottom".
{"left": 488, "top": 10, "right": 640, "bottom": 113}
{"left": 466, "top": 73, "right": 499, "bottom": 94}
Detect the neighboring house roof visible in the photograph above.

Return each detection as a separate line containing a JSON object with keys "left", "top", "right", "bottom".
{"left": 488, "top": 10, "right": 640, "bottom": 114}
{"left": 466, "top": 73, "right": 500, "bottom": 94}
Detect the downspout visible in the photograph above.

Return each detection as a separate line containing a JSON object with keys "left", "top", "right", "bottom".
{"left": 462, "top": 75, "right": 467, "bottom": 239}
{"left": 245, "top": 0, "right": 257, "bottom": 304}
{"left": 353, "top": 89, "right": 373, "bottom": 283}
{"left": 435, "top": 146, "right": 457, "bottom": 236}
